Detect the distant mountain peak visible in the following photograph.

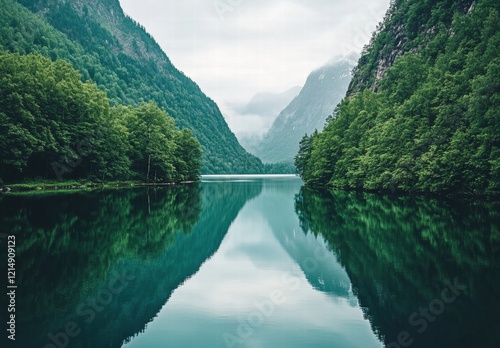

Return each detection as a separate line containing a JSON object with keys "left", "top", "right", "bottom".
{"left": 251, "top": 57, "right": 357, "bottom": 163}
{"left": 323, "top": 51, "right": 360, "bottom": 68}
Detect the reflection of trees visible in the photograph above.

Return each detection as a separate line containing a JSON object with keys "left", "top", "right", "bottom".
{"left": 258, "top": 178, "right": 354, "bottom": 298}
{"left": 0, "top": 186, "right": 201, "bottom": 325}
{"left": 0, "top": 180, "right": 262, "bottom": 347}
{"left": 295, "top": 187, "right": 500, "bottom": 347}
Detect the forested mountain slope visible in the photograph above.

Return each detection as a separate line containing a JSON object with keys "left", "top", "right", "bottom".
{"left": 296, "top": 0, "right": 500, "bottom": 195}
{"left": 0, "top": 0, "right": 263, "bottom": 173}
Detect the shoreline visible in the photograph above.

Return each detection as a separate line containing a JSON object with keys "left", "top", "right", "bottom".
{"left": 0, "top": 180, "right": 198, "bottom": 194}
{"left": 303, "top": 182, "right": 500, "bottom": 201}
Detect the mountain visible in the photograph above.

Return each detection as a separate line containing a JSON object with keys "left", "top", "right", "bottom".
{"left": 253, "top": 55, "right": 358, "bottom": 163}
{"left": 231, "top": 86, "right": 301, "bottom": 154}
{"left": 296, "top": 0, "right": 500, "bottom": 195}
{"left": 238, "top": 87, "right": 302, "bottom": 123}
{"left": 0, "top": 0, "right": 263, "bottom": 174}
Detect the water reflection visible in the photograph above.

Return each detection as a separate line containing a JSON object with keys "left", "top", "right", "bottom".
{"left": 124, "top": 176, "right": 382, "bottom": 348}
{"left": 295, "top": 187, "right": 500, "bottom": 348}
{"left": 260, "top": 182, "right": 353, "bottom": 298}
{"left": 2, "top": 177, "right": 497, "bottom": 348}
{"left": 0, "top": 182, "right": 261, "bottom": 347}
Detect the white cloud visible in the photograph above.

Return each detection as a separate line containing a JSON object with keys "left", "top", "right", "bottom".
{"left": 119, "top": 0, "right": 391, "bottom": 138}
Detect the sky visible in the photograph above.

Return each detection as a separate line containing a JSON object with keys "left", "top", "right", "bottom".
{"left": 118, "top": 0, "right": 391, "bottom": 138}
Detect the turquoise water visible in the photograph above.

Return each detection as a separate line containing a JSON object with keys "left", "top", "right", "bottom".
{"left": 0, "top": 175, "right": 499, "bottom": 347}
{"left": 124, "top": 175, "right": 381, "bottom": 348}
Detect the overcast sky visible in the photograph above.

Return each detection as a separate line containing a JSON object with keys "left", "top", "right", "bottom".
{"left": 118, "top": 0, "right": 391, "bottom": 137}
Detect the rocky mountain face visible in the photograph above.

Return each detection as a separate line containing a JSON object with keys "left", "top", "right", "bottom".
{"left": 252, "top": 55, "right": 357, "bottom": 163}
{"left": 347, "top": 0, "right": 478, "bottom": 95}
{"left": 239, "top": 87, "right": 303, "bottom": 123}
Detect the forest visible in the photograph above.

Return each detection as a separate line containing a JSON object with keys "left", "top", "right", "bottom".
{"left": 295, "top": 0, "right": 499, "bottom": 195}
{"left": 0, "top": 52, "right": 202, "bottom": 184}
{"left": 0, "top": 0, "right": 266, "bottom": 174}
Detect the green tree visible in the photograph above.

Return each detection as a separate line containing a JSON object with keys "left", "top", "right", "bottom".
{"left": 126, "top": 102, "right": 176, "bottom": 182}
{"left": 0, "top": 52, "right": 201, "bottom": 183}
{"left": 295, "top": 133, "right": 314, "bottom": 179}
{"left": 173, "top": 128, "right": 202, "bottom": 181}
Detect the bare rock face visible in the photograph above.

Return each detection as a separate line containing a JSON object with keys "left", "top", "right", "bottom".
{"left": 347, "top": 0, "right": 477, "bottom": 95}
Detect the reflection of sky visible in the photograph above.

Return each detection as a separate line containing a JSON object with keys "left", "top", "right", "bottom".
{"left": 125, "top": 177, "right": 382, "bottom": 348}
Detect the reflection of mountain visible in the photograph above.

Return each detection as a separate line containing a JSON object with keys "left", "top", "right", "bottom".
{"left": 295, "top": 188, "right": 500, "bottom": 348}
{"left": 257, "top": 177, "right": 354, "bottom": 299}
{"left": 0, "top": 182, "right": 262, "bottom": 348}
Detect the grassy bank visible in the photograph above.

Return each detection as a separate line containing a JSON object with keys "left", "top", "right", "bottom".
{"left": 0, "top": 179, "right": 195, "bottom": 193}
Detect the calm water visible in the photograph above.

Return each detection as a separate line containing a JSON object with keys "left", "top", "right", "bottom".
{"left": 0, "top": 175, "right": 499, "bottom": 348}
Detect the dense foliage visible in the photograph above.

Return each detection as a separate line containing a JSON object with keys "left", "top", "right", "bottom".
{"left": 263, "top": 161, "right": 297, "bottom": 174}
{"left": 296, "top": 0, "right": 500, "bottom": 195}
{"left": 0, "top": 52, "right": 201, "bottom": 183}
{"left": 0, "top": 0, "right": 264, "bottom": 173}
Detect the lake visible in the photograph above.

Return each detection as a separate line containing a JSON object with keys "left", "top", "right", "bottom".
{"left": 0, "top": 175, "right": 499, "bottom": 348}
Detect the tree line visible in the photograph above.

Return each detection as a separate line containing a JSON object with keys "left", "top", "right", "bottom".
{"left": 0, "top": 52, "right": 202, "bottom": 184}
